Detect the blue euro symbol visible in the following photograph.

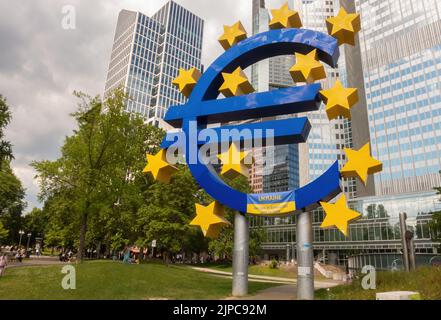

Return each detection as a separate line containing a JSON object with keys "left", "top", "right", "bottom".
{"left": 162, "top": 28, "right": 342, "bottom": 216}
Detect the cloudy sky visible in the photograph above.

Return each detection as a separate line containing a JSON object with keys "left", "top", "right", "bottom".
{"left": 0, "top": 0, "right": 288, "bottom": 211}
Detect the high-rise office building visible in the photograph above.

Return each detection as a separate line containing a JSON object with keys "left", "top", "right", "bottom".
{"left": 250, "top": 0, "right": 360, "bottom": 197}
{"left": 251, "top": 0, "right": 356, "bottom": 254}
{"left": 356, "top": 0, "right": 441, "bottom": 196}
{"left": 250, "top": 0, "right": 300, "bottom": 196}
{"left": 293, "top": 0, "right": 357, "bottom": 198}
{"left": 251, "top": 0, "right": 440, "bottom": 269}
{"left": 104, "top": 1, "right": 204, "bottom": 126}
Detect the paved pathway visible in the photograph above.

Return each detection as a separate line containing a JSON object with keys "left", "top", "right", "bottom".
{"left": 190, "top": 266, "right": 341, "bottom": 288}
{"left": 227, "top": 285, "right": 298, "bottom": 300}
{"left": 191, "top": 266, "right": 343, "bottom": 300}
{"left": 6, "top": 255, "right": 66, "bottom": 269}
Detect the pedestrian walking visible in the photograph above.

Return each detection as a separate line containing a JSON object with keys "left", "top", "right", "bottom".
{"left": 0, "top": 253, "right": 8, "bottom": 277}
{"left": 35, "top": 243, "right": 41, "bottom": 257}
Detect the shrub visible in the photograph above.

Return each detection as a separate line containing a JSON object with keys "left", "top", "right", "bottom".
{"left": 269, "top": 258, "right": 278, "bottom": 269}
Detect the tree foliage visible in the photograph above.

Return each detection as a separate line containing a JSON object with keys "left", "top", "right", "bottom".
{"left": 0, "top": 162, "right": 26, "bottom": 241}
{"left": 0, "top": 220, "right": 8, "bottom": 242}
{"left": 31, "top": 88, "right": 264, "bottom": 262}
{"left": 32, "top": 89, "right": 163, "bottom": 260}
{"left": 207, "top": 175, "right": 265, "bottom": 261}
{"left": 0, "top": 94, "right": 25, "bottom": 244}
{"left": 431, "top": 178, "right": 441, "bottom": 241}
{"left": 0, "top": 95, "right": 13, "bottom": 165}
{"left": 136, "top": 167, "right": 208, "bottom": 256}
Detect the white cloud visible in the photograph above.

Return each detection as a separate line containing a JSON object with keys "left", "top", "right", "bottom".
{"left": 0, "top": 0, "right": 289, "bottom": 211}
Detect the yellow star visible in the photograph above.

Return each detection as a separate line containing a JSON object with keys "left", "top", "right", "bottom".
{"left": 143, "top": 149, "right": 178, "bottom": 184}
{"left": 326, "top": 7, "right": 361, "bottom": 46}
{"left": 219, "top": 67, "right": 255, "bottom": 97}
{"left": 289, "top": 49, "right": 326, "bottom": 83}
{"left": 218, "top": 21, "right": 247, "bottom": 50}
{"left": 217, "top": 143, "right": 251, "bottom": 179}
{"left": 269, "top": 2, "right": 302, "bottom": 29}
{"left": 320, "top": 194, "right": 361, "bottom": 237}
{"left": 172, "top": 67, "right": 202, "bottom": 98}
{"left": 341, "top": 143, "right": 383, "bottom": 185}
{"left": 320, "top": 80, "right": 358, "bottom": 120}
{"left": 190, "top": 201, "right": 231, "bottom": 238}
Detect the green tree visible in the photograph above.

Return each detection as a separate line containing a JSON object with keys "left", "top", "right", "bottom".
{"left": 431, "top": 173, "right": 441, "bottom": 241}
{"left": 0, "top": 162, "right": 26, "bottom": 243}
{"left": 208, "top": 227, "right": 233, "bottom": 260}
{"left": 137, "top": 167, "right": 208, "bottom": 258}
{"left": 249, "top": 228, "right": 265, "bottom": 260}
{"left": 0, "top": 220, "right": 8, "bottom": 243}
{"left": 0, "top": 95, "right": 13, "bottom": 165}
{"left": 0, "top": 95, "right": 25, "bottom": 244}
{"left": 32, "top": 89, "right": 163, "bottom": 261}
{"left": 23, "top": 208, "right": 47, "bottom": 238}
{"left": 429, "top": 213, "right": 441, "bottom": 241}
{"left": 207, "top": 175, "right": 264, "bottom": 261}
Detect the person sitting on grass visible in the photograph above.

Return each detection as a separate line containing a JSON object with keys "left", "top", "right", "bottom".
{"left": 0, "top": 253, "right": 8, "bottom": 277}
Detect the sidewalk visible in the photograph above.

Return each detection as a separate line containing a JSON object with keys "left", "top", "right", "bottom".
{"left": 190, "top": 266, "right": 342, "bottom": 288}
{"left": 227, "top": 285, "right": 298, "bottom": 300}
{"left": 6, "top": 255, "right": 66, "bottom": 269}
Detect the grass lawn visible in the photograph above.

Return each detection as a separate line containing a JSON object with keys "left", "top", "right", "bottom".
{"left": 316, "top": 267, "right": 441, "bottom": 300}
{"left": 0, "top": 260, "right": 277, "bottom": 300}
{"left": 204, "top": 263, "right": 297, "bottom": 279}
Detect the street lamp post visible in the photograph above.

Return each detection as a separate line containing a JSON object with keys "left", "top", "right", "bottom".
{"left": 26, "top": 233, "right": 32, "bottom": 258}
{"left": 18, "top": 230, "right": 25, "bottom": 248}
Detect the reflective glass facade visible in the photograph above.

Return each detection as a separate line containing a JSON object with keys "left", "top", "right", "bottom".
{"left": 357, "top": 0, "right": 441, "bottom": 195}
{"left": 250, "top": 0, "right": 441, "bottom": 269}
{"left": 263, "top": 144, "right": 299, "bottom": 193}
{"left": 151, "top": 1, "right": 204, "bottom": 122}
{"left": 104, "top": 1, "right": 204, "bottom": 125}
{"left": 251, "top": 0, "right": 354, "bottom": 256}
{"left": 294, "top": 0, "right": 356, "bottom": 199}
{"left": 250, "top": 0, "right": 300, "bottom": 194}
{"left": 251, "top": 191, "right": 440, "bottom": 268}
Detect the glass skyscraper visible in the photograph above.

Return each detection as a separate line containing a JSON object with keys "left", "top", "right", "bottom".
{"left": 251, "top": 0, "right": 355, "bottom": 255}
{"left": 250, "top": 0, "right": 300, "bottom": 196}
{"left": 357, "top": 0, "right": 441, "bottom": 195}
{"left": 104, "top": 1, "right": 204, "bottom": 126}
{"left": 250, "top": 0, "right": 440, "bottom": 269}
{"left": 250, "top": 0, "right": 358, "bottom": 197}
{"left": 293, "top": 0, "right": 357, "bottom": 198}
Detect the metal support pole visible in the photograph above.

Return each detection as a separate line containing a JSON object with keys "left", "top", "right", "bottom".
{"left": 292, "top": 243, "right": 296, "bottom": 262}
{"left": 296, "top": 211, "right": 314, "bottom": 300}
{"left": 408, "top": 235, "right": 416, "bottom": 271}
{"left": 399, "top": 212, "right": 410, "bottom": 272}
{"left": 18, "top": 234, "right": 23, "bottom": 248}
{"left": 232, "top": 212, "right": 249, "bottom": 297}
{"left": 26, "top": 235, "right": 31, "bottom": 252}
{"left": 286, "top": 244, "right": 290, "bottom": 263}
{"left": 26, "top": 234, "right": 31, "bottom": 258}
